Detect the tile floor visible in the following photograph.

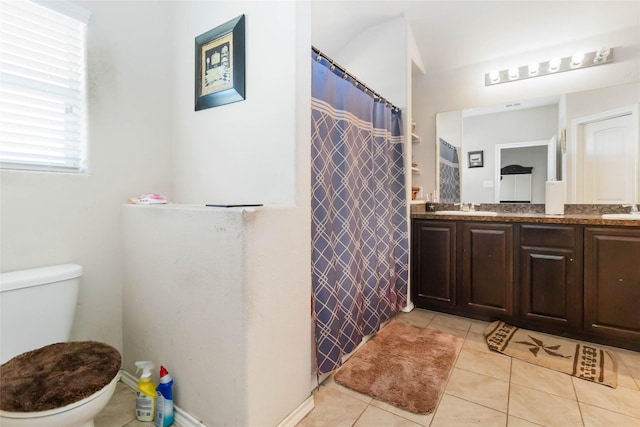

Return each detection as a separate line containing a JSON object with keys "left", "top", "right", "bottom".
{"left": 96, "top": 309, "right": 640, "bottom": 427}
{"left": 297, "top": 309, "right": 640, "bottom": 427}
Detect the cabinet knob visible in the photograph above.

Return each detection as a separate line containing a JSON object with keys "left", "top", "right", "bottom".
{"left": 569, "top": 258, "right": 574, "bottom": 262}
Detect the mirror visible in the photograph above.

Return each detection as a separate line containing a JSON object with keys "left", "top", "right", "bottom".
{"left": 435, "top": 82, "right": 639, "bottom": 204}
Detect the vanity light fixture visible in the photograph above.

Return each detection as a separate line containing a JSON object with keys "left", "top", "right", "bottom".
{"left": 484, "top": 48, "right": 614, "bottom": 86}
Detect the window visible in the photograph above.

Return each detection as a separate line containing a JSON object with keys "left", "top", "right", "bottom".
{"left": 0, "top": 0, "right": 90, "bottom": 173}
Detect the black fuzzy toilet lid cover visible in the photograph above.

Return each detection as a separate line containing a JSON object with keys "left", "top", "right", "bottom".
{"left": 1, "top": 341, "right": 121, "bottom": 412}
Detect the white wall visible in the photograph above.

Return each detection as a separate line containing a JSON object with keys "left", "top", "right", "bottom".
{"left": 437, "top": 111, "right": 462, "bottom": 149}
{"left": 119, "top": 1, "right": 313, "bottom": 425}
{"left": 122, "top": 205, "right": 310, "bottom": 427}
{"left": 413, "top": 26, "right": 640, "bottom": 195}
{"left": 328, "top": 16, "right": 409, "bottom": 110}
{"left": 0, "top": 0, "right": 175, "bottom": 352}
{"left": 170, "top": 1, "right": 305, "bottom": 205}
{"left": 461, "top": 105, "right": 557, "bottom": 203}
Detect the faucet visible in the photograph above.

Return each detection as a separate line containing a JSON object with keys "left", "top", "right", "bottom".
{"left": 623, "top": 204, "right": 639, "bottom": 215}
{"left": 454, "top": 202, "right": 480, "bottom": 212}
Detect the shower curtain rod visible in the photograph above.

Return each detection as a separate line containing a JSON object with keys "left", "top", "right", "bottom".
{"left": 312, "top": 46, "right": 401, "bottom": 113}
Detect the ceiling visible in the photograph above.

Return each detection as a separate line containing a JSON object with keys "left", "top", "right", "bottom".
{"left": 311, "top": 1, "right": 640, "bottom": 74}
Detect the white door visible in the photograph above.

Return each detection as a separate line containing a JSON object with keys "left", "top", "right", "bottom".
{"left": 583, "top": 114, "right": 637, "bottom": 204}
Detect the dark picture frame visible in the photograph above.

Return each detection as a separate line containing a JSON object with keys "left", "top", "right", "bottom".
{"left": 195, "top": 15, "right": 245, "bottom": 111}
{"left": 468, "top": 150, "right": 484, "bottom": 168}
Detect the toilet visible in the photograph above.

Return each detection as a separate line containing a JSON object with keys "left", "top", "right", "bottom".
{"left": 0, "top": 264, "right": 121, "bottom": 427}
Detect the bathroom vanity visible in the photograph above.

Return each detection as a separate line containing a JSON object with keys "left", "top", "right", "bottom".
{"left": 410, "top": 208, "right": 640, "bottom": 351}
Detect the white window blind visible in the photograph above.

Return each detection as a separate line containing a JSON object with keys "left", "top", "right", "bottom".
{"left": 0, "top": 0, "right": 89, "bottom": 173}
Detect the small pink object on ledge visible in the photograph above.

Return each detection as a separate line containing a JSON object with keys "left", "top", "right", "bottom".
{"left": 128, "top": 193, "right": 167, "bottom": 204}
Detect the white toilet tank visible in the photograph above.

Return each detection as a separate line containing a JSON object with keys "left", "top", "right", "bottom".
{"left": 0, "top": 264, "right": 82, "bottom": 364}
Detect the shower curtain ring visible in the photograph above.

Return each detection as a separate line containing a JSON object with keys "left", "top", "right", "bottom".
{"left": 316, "top": 55, "right": 322, "bottom": 62}
{"left": 330, "top": 63, "right": 335, "bottom": 71}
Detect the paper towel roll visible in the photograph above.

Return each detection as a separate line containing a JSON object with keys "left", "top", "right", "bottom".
{"left": 545, "top": 181, "right": 565, "bottom": 215}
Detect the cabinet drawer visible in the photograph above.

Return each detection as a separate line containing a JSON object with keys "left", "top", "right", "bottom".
{"left": 520, "top": 224, "right": 577, "bottom": 247}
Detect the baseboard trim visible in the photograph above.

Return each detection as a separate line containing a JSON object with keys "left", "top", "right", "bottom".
{"left": 119, "top": 370, "right": 206, "bottom": 427}
{"left": 276, "top": 395, "right": 315, "bottom": 427}
{"left": 402, "top": 302, "right": 415, "bottom": 313}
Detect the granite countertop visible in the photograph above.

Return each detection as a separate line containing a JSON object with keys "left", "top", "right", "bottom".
{"left": 410, "top": 203, "right": 640, "bottom": 227}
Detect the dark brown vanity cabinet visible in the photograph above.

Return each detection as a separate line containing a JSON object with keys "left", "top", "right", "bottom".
{"left": 584, "top": 227, "right": 640, "bottom": 345}
{"left": 411, "top": 220, "right": 457, "bottom": 311}
{"left": 411, "top": 218, "right": 640, "bottom": 351}
{"left": 460, "top": 222, "right": 515, "bottom": 319}
{"left": 518, "top": 224, "right": 582, "bottom": 332}
{"left": 411, "top": 220, "right": 514, "bottom": 319}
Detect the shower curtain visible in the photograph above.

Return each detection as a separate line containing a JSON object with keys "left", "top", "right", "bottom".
{"left": 439, "top": 138, "right": 461, "bottom": 203}
{"left": 311, "top": 49, "right": 409, "bottom": 375}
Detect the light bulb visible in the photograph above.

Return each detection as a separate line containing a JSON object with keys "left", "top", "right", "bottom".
{"left": 571, "top": 52, "right": 584, "bottom": 68}
{"left": 489, "top": 70, "right": 500, "bottom": 83}
{"left": 528, "top": 63, "right": 539, "bottom": 75}
{"left": 508, "top": 67, "right": 519, "bottom": 80}
{"left": 594, "top": 48, "right": 611, "bottom": 63}
{"left": 548, "top": 58, "right": 561, "bottom": 72}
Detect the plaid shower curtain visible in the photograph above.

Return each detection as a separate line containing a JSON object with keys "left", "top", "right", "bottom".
{"left": 311, "top": 50, "right": 409, "bottom": 375}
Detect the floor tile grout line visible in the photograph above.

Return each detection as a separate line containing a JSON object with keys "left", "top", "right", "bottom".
{"left": 440, "top": 392, "right": 508, "bottom": 416}
{"left": 452, "top": 362, "right": 512, "bottom": 384}
{"left": 577, "top": 400, "right": 640, "bottom": 421}
{"left": 506, "top": 351, "right": 512, "bottom": 425}
{"left": 349, "top": 399, "right": 369, "bottom": 427}
{"left": 425, "top": 323, "right": 471, "bottom": 427}
{"left": 507, "top": 414, "right": 546, "bottom": 427}
{"left": 509, "top": 377, "right": 587, "bottom": 404}
{"left": 417, "top": 314, "right": 468, "bottom": 426}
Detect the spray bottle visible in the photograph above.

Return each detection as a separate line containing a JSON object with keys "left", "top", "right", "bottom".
{"left": 155, "top": 365, "right": 175, "bottom": 427}
{"left": 135, "top": 361, "right": 157, "bottom": 422}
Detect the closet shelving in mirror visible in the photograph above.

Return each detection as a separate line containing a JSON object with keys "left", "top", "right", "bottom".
{"left": 411, "top": 122, "right": 421, "bottom": 174}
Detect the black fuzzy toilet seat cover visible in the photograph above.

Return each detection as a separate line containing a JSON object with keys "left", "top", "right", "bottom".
{"left": 0, "top": 341, "right": 122, "bottom": 412}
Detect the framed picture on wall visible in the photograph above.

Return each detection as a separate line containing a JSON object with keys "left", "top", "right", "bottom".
{"left": 195, "top": 14, "right": 245, "bottom": 111}
{"left": 468, "top": 150, "right": 484, "bottom": 168}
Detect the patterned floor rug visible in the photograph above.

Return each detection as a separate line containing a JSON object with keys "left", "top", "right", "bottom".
{"left": 484, "top": 320, "right": 617, "bottom": 388}
{"left": 333, "top": 321, "right": 463, "bottom": 414}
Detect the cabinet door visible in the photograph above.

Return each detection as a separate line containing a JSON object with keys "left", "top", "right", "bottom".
{"left": 519, "top": 224, "right": 582, "bottom": 331}
{"left": 584, "top": 227, "right": 640, "bottom": 344}
{"left": 461, "top": 222, "right": 514, "bottom": 318}
{"left": 411, "top": 220, "right": 456, "bottom": 310}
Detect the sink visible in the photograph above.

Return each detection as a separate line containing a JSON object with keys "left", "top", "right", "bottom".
{"left": 601, "top": 213, "right": 640, "bottom": 220}
{"left": 435, "top": 210, "right": 498, "bottom": 216}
